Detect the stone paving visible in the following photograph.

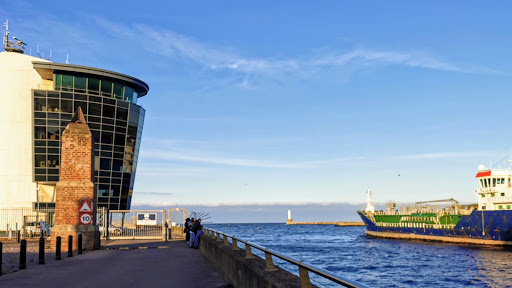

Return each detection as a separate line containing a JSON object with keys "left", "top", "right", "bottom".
{"left": 0, "top": 239, "right": 231, "bottom": 288}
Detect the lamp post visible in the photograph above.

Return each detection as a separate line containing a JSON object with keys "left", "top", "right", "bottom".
{"left": 36, "top": 183, "right": 40, "bottom": 221}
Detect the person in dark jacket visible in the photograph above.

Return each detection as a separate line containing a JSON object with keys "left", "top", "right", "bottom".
{"left": 189, "top": 218, "right": 196, "bottom": 247}
{"left": 184, "top": 218, "right": 191, "bottom": 242}
{"left": 193, "top": 219, "right": 203, "bottom": 249}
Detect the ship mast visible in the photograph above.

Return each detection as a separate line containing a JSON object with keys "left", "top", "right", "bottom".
{"left": 365, "top": 187, "right": 375, "bottom": 213}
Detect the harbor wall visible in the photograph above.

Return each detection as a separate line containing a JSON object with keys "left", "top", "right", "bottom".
{"left": 285, "top": 221, "right": 364, "bottom": 226}
{"left": 200, "top": 233, "right": 316, "bottom": 288}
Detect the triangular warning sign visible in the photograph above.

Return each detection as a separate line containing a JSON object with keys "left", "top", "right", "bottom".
{"left": 79, "top": 202, "right": 92, "bottom": 212}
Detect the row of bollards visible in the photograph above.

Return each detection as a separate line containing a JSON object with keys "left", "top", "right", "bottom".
{"left": 0, "top": 234, "right": 84, "bottom": 275}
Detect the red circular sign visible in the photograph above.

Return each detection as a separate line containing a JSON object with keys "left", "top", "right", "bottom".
{"left": 80, "top": 213, "right": 93, "bottom": 225}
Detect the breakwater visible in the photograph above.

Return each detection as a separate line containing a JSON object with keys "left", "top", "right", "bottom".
{"left": 285, "top": 220, "right": 364, "bottom": 226}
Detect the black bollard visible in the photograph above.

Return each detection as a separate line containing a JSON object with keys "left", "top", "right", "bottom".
{"left": 38, "top": 236, "right": 45, "bottom": 264}
{"left": 17, "top": 231, "right": 20, "bottom": 243}
{"left": 78, "top": 234, "right": 82, "bottom": 255}
{"left": 19, "top": 240, "right": 27, "bottom": 269}
{"left": 0, "top": 241, "right": 3, "bottom": 276}
{"left": 68, "top": 235, "right": 73, "bottom": 257}
{"left": 56, "top": 236, "right": 61, "bottom": 260}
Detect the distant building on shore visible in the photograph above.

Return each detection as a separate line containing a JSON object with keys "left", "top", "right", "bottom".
{"left": 0, "top": 27, "right": 149, "bottom": 210}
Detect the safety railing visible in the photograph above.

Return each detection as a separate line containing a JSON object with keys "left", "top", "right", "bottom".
{"left": 203, "top": 228, "right": 370, "bottom": 288}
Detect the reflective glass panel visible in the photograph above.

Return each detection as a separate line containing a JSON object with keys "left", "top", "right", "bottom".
{"left": 61, "top": 99, "right": 73, "bottom": 113}
{"left": 34, "top": 98, "right": 46, "bottom": 111}
{"left": 75, "top": 77, "right": 86, "bottom": 91}
{"left": 88, "top": 78, "right": 100, "bottom": 93}
{"left": 113, "top": 83, "right": 123, "bottom": 99}
{"left": 101, "top": 80, "right": 112, "bottom": 95}
{"left": 62, "top": 75, "right": 73, "bottom": 90}
{"left": 124, "top": 86, "right": 133, "bottom": 102}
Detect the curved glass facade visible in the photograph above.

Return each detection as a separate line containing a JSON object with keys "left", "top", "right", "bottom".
{"left": 32, "top": 73, "right": 145, "bottom": 210}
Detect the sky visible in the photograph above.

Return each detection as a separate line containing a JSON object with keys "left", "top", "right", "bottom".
{"left": 3, "top": 1, "right": 512, "bottom": 222}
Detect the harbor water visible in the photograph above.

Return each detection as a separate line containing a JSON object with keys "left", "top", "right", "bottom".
{"left": 205, "top": 223, "right": 512, "bottom": 288}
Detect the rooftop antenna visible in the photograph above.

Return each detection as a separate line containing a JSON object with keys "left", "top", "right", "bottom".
{"left": 48, "top": 49, "right": 52, "bottom": 60}
{"left": 3, "top": 20, "right": 26, "bottom": 54}
{"left": 65, "top": 53, "right": 69, "bottom": 64}
{"left": 37, "top": 44, "right": 41, "bottom": 58}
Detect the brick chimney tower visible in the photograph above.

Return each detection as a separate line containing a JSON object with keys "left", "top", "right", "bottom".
{"left": 51, "top": 107, "right": 99, "bottom": 251}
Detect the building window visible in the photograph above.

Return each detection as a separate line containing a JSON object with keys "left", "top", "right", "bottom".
{"left": 507, "top": 205, "right": 511, "bottom": 209}
{"left": 481, "top": 194, "right": 485, "bottom": 198}
{"left": 501, "top": 193, "right": 505, "bottom": 197}
{"left": 101, "top": 80, "right": 112, "bottom": 95}
{"left": 493, "top": 178, "right": 496, "bottom": 187}
{"left": 75, "top": 77, "right": 86, "bottom": 92}
{"left": 482, "top": 206, "right": 486, "bottom": 210}
{"left": 499, "top": 205, "right": 503, "bottom": 209}
{"left": 491, "top": 193, "right": 495, "bottom": 197}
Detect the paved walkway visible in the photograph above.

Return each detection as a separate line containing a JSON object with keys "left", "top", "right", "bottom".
{"left": 0, "top": 239, "right": 231, "bottom": 288}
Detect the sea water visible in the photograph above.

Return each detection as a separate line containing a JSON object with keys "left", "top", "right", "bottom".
{"left": 205, "top": 223, "right": 512, "bottom": 288}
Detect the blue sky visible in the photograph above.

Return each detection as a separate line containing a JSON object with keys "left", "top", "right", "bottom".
{"left": 3, "top": 1, "right": 512, "bottom": 221}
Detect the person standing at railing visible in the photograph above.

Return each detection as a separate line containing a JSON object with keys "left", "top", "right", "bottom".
{"left": 189, "top": 218, "right": 196, "bottom": 248}
{"left": 193, "top": 219, "right": 203, "bottom": 249}
{"left": 184, "top": 218, "right": 191, "bottom": 242}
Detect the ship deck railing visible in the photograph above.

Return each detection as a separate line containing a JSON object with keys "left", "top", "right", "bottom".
{"left": 375, "top": 222, "right": 456, "bottom": 229}
{"left": 203, "top": 228, "right": 370, "bottom": 288}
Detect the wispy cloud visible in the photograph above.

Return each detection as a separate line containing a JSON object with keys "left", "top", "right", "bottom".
{"left": 136, "top": 166, "right": 211, "bottom": 177}
{"left": 142, "top": 149, "right": 308, "bottom": 169}
{"left": 136, "top": 192, "right": 174, "bottom": 196}
{"left": 400, "top": 152, "right": 487, "bottom": 160}
{"left": 92, "top": 18, "right": 499, "bottom": 80}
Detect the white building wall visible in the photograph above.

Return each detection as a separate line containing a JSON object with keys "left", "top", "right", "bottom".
{"left": 0, "top": 52, "right": 51, "bottom": 208}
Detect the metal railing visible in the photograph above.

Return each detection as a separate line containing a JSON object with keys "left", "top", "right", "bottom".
{"left": 203, "top": 228, "right": 370, "bottom": 288}
{"left": 0, "top": 207, "right": 55, "bottom": 238}
{"left": 1, "top": 207, "right": 107, "bottom": 239}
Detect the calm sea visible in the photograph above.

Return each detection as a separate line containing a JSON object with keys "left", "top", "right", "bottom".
{"left": 205, "top": 223, "right": 512, "bottom": 288}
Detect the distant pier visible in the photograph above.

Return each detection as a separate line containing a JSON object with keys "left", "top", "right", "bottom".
{"left": 285, "top": 209, "right": 364, "bottom": 226}
{"left": 285, "top": 220, "right": 364, "bottom": 226}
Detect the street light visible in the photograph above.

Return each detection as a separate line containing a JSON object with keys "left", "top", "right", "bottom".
{"left": 36, "top": 184, "right": 40, "bottom": 221}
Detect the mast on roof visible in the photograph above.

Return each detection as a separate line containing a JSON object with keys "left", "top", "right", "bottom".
{"left": 3, "top": 20, "right": 26, "bottom": 54}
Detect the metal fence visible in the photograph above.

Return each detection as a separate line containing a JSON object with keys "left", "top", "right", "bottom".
{"left": 105, "top": 210, "right": 166, "bottom": 240}
{"left": 1, "top": 207, "right": 107, "bottom": 239}
{"left": 0, "top": 207, "right": 55, "bottom": 238}
{"left": 167, "top": 208, "right": 187, "bottom": 239}
{"left": 0, "top": 206, "right": 187, "bottom": 240}
{"left": 203, "top": 228, "right": 371, "bottom": 288}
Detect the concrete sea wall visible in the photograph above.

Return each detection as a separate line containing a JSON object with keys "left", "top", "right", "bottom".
{"left": 200, "top": 233, "right": 316, "bottom": 288}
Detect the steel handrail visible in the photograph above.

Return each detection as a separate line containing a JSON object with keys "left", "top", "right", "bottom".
{"left": 204, "top": 228, "right": 370, "bottom": 288}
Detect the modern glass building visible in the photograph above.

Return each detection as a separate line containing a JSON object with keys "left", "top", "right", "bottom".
{"left": 0, "top": 51, "right": 148, "bottom": 210}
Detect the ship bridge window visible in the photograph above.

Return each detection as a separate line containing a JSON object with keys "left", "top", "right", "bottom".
{"left": 493, "top": 178, "right": 496, "bottom": 187}
{"left": 499, "top": 205, "right": 503, "bottom": 209}
{"left": 482, "top": 206, "right": 486, "bottom": 210}
{"left": 501, "top": 193, "right": 505, "bottom": 197}
{"left": 508, "top": 205, "right": 511, "bottom": 209}
{"left": 480, "top": 179, "right": 484, "bottom": 188}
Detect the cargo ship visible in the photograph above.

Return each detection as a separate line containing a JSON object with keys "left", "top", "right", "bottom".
{"left": 357, "top": 164, "right": 512, "bottom": 245}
